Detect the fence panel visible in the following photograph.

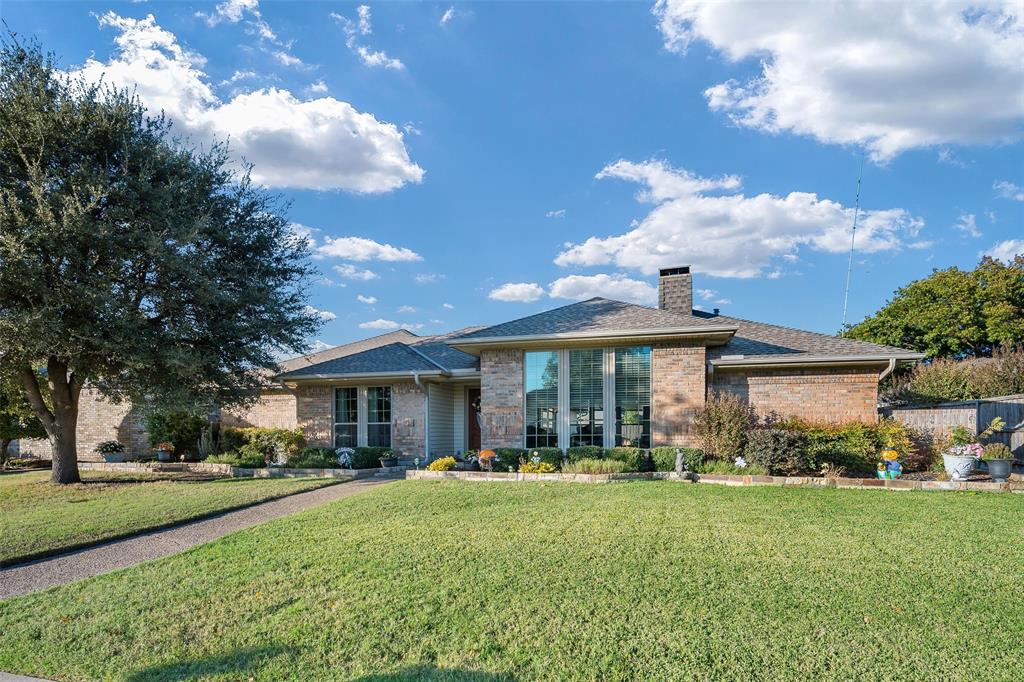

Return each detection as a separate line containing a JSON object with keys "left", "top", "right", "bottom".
{"left": 882, "top": 394, "right": 1024, "bottom": 461}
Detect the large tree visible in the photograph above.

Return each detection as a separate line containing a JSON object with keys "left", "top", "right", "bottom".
{"left": 0, "top": 38, "right": 320, "bottom": 483}
{"left": 0, "top": 368, "right": 45, "bottom": 466}
{"left": 846, "top": 256, "right": 1024, "bottom": 359}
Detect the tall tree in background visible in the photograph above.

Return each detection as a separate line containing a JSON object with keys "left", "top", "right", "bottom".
{"left": 0, "top": 37, "right": 320, "bottom": 483}
{"left": 846, "top": 256, "right": 1024, "bottom": 359}
{"left": 0, "top": 369, "right": 45, "bottom": 466}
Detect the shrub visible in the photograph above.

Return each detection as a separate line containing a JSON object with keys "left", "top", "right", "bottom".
{"left": 234, "top": 428, "right": 306, "bottom": 466}
{"left": 693, "top": 392, "right": 755, "bottom": 461}
{"left": 518, "top": 459, "right": 556, "bottom": 473}
{"left": 649, "top": 446, "right": 704, "bottom": 472}
{"left": 5, "top": 457, "right": 50, "bottom": 469}
{"left": 205, "top": 451, "right": 264, "bottom": 468}
{"left": 778, "top": 418, "right": 876, "bottom": 473}
{"left": 882, "top": 346, "right": 1024, "bottom": 405}
{"left": 286, "top": 447, "right": 338, "bottom": 469}
{"left": 694, "top": 459, "right": 769, "bottom": 476}
{"left": 494, "top": 448, "right": 527, "bottom": 471}
{"left": 219, "top": 427, "right": 248, "bottom": 454}
{"left": 982, "top": 443, "right": 1013, "bottom": 460}
{"left": 562, "top": 458, "right": 628, "bottom": 474}
{"left": 605, "top": 446, "right": 644, "bottom": 472}
{"left": 743, "top": 429, "right": 809, "bottom": 475}
{"left": 353, "top": 446, "right": 392, "bottom": 469}
{"left": 528, "top": 447, "right": 563, "bottom": 467}
{"left": 94, "top": 440, "right": 125, "bottom": 456}
{"left": 145, "top": 409, "right": 208, "bottom": 459}
{"left": 427, "top": 456, "right": 457, "bottom": 471}
{"left": 566, "top": 445, "right": 604, "bottom": 462}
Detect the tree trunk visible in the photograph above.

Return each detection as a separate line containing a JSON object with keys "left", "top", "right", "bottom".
{"left": 0, "top": 439, "right": 9, "bottom": 467}
{"left": 20, "top": 360, "right": 83, "bottom": 484}
{"left": 49, "top": 404, "right": 81, "bottom": 484}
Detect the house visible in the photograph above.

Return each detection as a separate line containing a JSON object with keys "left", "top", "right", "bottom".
{"left": 20, "top": 266, "right": 923, "bottom": 461}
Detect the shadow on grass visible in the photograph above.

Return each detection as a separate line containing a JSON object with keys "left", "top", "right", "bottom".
{"left": 124, "top": 645, "right": 291, "bottom": 681}
{"left": 353, "top": 666, "right": 516, "bottom": 681}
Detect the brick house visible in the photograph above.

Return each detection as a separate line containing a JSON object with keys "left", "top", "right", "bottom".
{"left": 21, "top": 266, "right": 923, "bottom": 460}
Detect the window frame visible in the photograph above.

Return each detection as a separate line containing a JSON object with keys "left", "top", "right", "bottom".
{"left": 366, "top": 385, "right": 392, "bottom": 448}
{"left": 333, "top": 386, "right": 359, "bottom": 449}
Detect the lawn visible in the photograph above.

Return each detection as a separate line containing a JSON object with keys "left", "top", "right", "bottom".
{"left": 1, "top": 481, "right": 1022, "bottom": 681}
{"left": 0, "top": 471, "right": 337, "bottom": 566}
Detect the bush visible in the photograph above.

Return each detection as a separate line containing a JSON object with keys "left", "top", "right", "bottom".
{"left": 983, "top": 443, "right": 1013, "bottom": 460}
{"left": 427, "top": 456, "right": 457, "bottom": 471}
{"left": 205, "top": 451, "right": 264, "bottom": 468}
{"left": 353, "top": 446, "right": 392, "bottom": 469}
{"left": 743, "top": 429, "right": 809, "bottom": 475}
{"left": 693, "top": 392, "right": 755, "bottom": 461}
{"left": 605, "top": 446, "right": 644, "bottom": 472}
{"left": 493, "top": 448, "right": 527, "bottom": 471}
{"left": 4, "top": 457, "right": 50, "bottom": 469}
{"left": 286, "top": 447, "right": 338, "bottom": 469}
{"left": 219, "top": 427, "right": 248, "bottom": 454}
{"left": 235, "top": 428, "right": 306, "bottom": 466}
{"left": 694, "top": 459, "right": 769, "bottom": 476}
{"left": 563, "top": 458, "right": 628, "bottom": 474}
{"left": 566, "top": 445, "right": 604, "bottom": 462}
{"left": 528, "top": 447, "right": 563, "bottom": 467}
{"left": 882, "top": 346, "right": 1024, "bottom": 405}
{"left": 518, "top": 459, "right": 556, "bottom": 473}
{"left": 145, "top": 409, "right": 208, "bottom": 459}
{"left": 649, "top": 446, "right": 704, "bottom": 472}
{"left": 777, "top": 417, "right": 927, "bottom": 473}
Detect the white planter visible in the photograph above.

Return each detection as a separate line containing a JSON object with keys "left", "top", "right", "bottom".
{"left": 942, "top": 453, "right": 977, "bottom": 481}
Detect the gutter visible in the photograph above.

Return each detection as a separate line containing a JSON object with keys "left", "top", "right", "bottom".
{"left": 447, "top": 325, "right": 739, "bottom": 352}
{"left": 878, "top": 357, "right": 897, "bottom": 383}
{"left": 710, "top": 352, "right": 924, "bottom": 369}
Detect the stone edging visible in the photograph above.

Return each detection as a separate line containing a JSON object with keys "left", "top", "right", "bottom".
{"left": 78, "top": 461, "right": 405, "bottom": 479}
{"left": 405, "top": 469, "right": 1024, "bottom": 493}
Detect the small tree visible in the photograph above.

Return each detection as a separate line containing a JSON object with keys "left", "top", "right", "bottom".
{"left": 0, "top": 370, "right": 45, "bottom": 466}
{"left": 0, "top": 37, "right": 320, "bottom": 483}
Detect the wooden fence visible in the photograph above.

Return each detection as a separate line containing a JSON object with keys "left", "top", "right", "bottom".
{"left": 881, "top": 394, "right": 1024, "bottom": 460}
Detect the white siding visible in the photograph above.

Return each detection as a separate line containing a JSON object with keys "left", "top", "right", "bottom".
{"left": 428, "top": 383, "right": 455, "bottom": 456}
{"left": 454, "top": 385, "right": 466, "bottom": 453}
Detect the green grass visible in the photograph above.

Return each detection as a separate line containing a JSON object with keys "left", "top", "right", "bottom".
{"left": 0, "top": 471, "right": 337, "bottom": 566}
{"left": 1, "top": 481, "right": 1022, "bottom": 681}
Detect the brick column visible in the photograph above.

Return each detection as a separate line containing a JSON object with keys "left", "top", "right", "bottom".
{"left": 651, "top": 342, "right": 706, "bottom": 447}
{"left": 480, "top": 349, "right": 524, "bottom": 449}
{"left": 391, "top": 381, "right": 427, "bottom": 456}
{"left": 296, "top": 384, "right": 333, "bottom": 447}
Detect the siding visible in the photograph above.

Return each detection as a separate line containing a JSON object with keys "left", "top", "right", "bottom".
{"left": 454, "top": 385, "right": 467, "bottom": 453}
{"left": 428, "top": 383, "right": 455, "bottom": 456}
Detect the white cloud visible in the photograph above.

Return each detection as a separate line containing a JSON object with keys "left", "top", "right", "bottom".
{"left": 414, "top": 273, "right": 442, "bottom": 284}
{"left": 953, "top": 213, "right": 981, "bottom": 238}
{"left": 654, "top": 1, "right": 1024, "bottom": 161}
{"left": 359, "top": 318, "right": 422, "bottom": 330}
{"left": 331, "top": 6, "right": 405, "bottom": 70}
{"left": 196, "top": 0, "right": 296, "bottom": 64}
{"left": 219, "top": 69, "right": 257, "bottom": 85}
{"left": 317, "top": 236, "right": 421, "bottom": 261}
{"left": 488, "top": 282, "right": 544, "bottom": 303}
{"left": 994, "top": 180, "right": 1024, "bottom": 201}
{"left": 308, "top": 80, "right": 328, "bottom": 94}
{"left": 696, "top": 288, "right": 732, "bottom": 305}
{"left": 334, "top": 264, "right": 378, "bottom": 281}
{"left": 74, "top": 13, "right": 423, "bottom": 193}
{"left": 197, "top": 0, "right": 259, "bottom": 27}
{"left": 303, "top": 305, "right": 337, "bottom": 321}
{"left": 555, "top": 159, "right": 923, "bottom": 278}
{"left": 356, "top": 295, "right": 377, "bottom": 305}
{"left": 403, "top": 122, "right": 422, "bottom": 136}
{"left": 442, "top": 303, "right": 454, "bottom": 310}
{"left": 546, "top": 209, "right": 567, "bottom": 219}
{"left": 441, "top": 6, "right": 456, "bottom": 26}
{"left": 984, "top": 239, "right": 1024, "bottom": 263}
{"left": 548, "top": 274, "right": 657, "bottom": 305}
{"left": 397, "top": 305, "right": 417, "bottom": 313}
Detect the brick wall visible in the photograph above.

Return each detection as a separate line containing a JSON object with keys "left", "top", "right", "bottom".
{"left": 480, "top": 349, "right": 524, "bottom": 449}
{"left": 392, "top": 381, "right": 427, "bottom": 456}
{"left": 712, "top": 366, "right": 881, "bottom": 424}
{"left": 19, "top": 388, "right": 148, "bottom": 461}
{"left": 651, "top": 342, "right": 706, "bottom": 446}
{"left": 296, "top": 384, "right": 333, "bottom": 447}
{"left": 222, "top": 390, "right": 297, "bottom": 430}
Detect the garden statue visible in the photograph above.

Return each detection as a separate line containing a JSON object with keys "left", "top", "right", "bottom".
{"left": 335, "top": 447, "right": 354, "bottom": 469}
{"left": 877, "top": 449, "right": 902, "bottom": 479}
{"left": 479, "top": 449, "right": 496, "bottom": 472}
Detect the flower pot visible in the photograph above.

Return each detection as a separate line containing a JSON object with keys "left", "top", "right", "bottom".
{"left": 101, "top": 453, "right": 126, "bottom": 463}
{"left": 986, "top": 458, "right": 1014, "bottom": 483}
{"left": 156, "top": 449, "right": 172, "bottom": 462}
{"left": 942, "top": 453, "right": 977, "bottom": 481}
{"left": 379, "top": 457, "right": 398, "bottom": 468}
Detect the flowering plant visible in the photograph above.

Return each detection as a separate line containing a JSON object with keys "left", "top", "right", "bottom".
{"left": 427, "top": 456, "right": 457, "bottom": 472}
{"left": 95, "top": 440, "right": 125, "bottom": 455}
{"left": 155, "top": 442, "right": 174, "bottom": 452}
{"left": 947, "top": 442, "right": 984, "bottom": 459}
{"left": 733, "top": 456, "right": 748, "bottom": 469}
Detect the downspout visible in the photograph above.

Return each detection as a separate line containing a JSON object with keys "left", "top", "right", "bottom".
{"left": 878, "top": 358, "right": 897, "bottom": 383}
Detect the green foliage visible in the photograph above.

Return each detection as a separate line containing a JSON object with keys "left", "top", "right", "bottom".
{"left": 527, "top": 447, "right": 563, "bottom": 467}
{"left": 694, "top": 459, "right": 770, "bottom": 476}
{"left": 982, "top": 443, "right": 1012, "bottom": 461}
{"left": 743, "top": 429, "right": 809, "bottom": 476}
{"left": 562, "top": 458, "right": 628, "bottom": 474}
{"left": 649, "top": 446, "right": 704, "bottom": 472}
{"left": 144, "top": 410, "right": 208, "bottom": 459}
{"left": 286, "top": 448, "right": 339, "bottom": 469}
{"left": 566, "top": 445, "right": 604, "bottom": 462}
{"left": 0, "top": 370, "right": 46, "bottom": 465}
{"left": 493, "top": 448, "right": 527, "bottom": 471}
{"left": 94, "top": 441, "right": 125, "bottom": 456}
{"left": 846, "top": 257, "right": 1024, "bottom": 358}
{"left": 237, "top": 428, "right": 306, "bottom": 466}
{"left": 353, "top": 446, "right": 392, "bottom": 469}
{"left": 882, "top": 347, "right": 1024, "bottom": 405}
{"left": 776, "top": 417, "right": 927, "bottom": 473}
{"left": 204, "top": 451, "right": 265, "bottom": 468}
{"left": 693, "top": 392, "right": 756, "bottom": 461}
{"left": 4, "top": 457, "right": 49, "bottom": 469}
{"left": 0, "top": 37, "right": 321, "bottom": 481}
{"left": 605, "top": 446, "right": 644, "bottom": 472}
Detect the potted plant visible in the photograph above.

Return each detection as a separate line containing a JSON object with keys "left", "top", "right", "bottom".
{"left": 982, "top": 443, "right": 1015, "bottom": 483}
{"left": 95, "top": 440, "right": 126, "bottom": 463}
{"left": 378, "top": 450, "right": 398, "bottom": 468}
{"left": 942, "top": 418, "right": 1005, "bottom": 481}
{"left": 155, "top": 441, "right": 175, "bottom": 462}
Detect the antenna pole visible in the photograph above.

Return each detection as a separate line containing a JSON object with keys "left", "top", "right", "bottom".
{"left": 841, "top": 157, "right": 864, "bottom": 332}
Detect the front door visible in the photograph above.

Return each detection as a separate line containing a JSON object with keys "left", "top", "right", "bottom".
{"left": 467, "top": 388, "right": 482, "bottom": 451}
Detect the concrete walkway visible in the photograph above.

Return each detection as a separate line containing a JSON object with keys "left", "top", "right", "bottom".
{"left": 0, "top": 477, "right": 397, "bottom": 600}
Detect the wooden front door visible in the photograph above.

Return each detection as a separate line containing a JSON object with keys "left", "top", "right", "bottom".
{"left": 467, "top": 388, "right": 482, "bottom": 451}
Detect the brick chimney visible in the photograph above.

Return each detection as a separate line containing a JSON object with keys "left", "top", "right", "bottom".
{"left": 658, "top": 266, "right": 692, "bottom": 315}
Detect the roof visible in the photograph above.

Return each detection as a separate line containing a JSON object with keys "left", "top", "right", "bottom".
{"left": 277, "top": 329, "right": 418, "bottom": 373}
{"left": 695, "top": 311, "right": 923, "bottom": 365}
{"left": 450, "top": 298, "right": 736, "bottom": 342}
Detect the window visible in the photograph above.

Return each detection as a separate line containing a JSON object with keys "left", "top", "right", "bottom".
{"left": 569, "top": 349, "right": 603, "bottom": 447}
{"left": 615, "top": 346, "right": 651, "bottom": 448}
{"left": 367, "top": 386, "right": 392, "bottom": 448}
{"left": 334, "top": 387, "right": 358, "bottom": 448}
{"left": 525, "top": 351, "right": 559, "bottom": 448}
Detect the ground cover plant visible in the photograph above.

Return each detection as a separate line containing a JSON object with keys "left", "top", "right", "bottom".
{"left": 1, "top": 480, "right": 1021, "bottom": 680}
{"left": 0, "top": 471, "right": 335, "bottom": 565}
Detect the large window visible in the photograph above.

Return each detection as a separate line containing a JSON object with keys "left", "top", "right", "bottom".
{"left": 569, "top": 349, "right": 603, "bottom": 447}
{"left": 615, "top": 346, "right": 651, "bottom": 448}
{"left": 525, "top": 351, "right": 559, "bottom": 448}
{"left": 367, "top": 386, "right": 392, "bottom": 448}
{"left": 334, "top": 387, "right": 358, "bottom": 448}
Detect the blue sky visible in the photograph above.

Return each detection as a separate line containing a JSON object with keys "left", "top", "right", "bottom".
{"left": 6, "top": 1, "right": 1023, "bottom": 348}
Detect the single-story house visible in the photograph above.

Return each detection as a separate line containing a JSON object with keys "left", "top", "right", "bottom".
{"left": 20, "top": 266, "right": 924, "bottom": 460}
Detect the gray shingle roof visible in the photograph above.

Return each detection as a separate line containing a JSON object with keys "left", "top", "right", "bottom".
{"left": 409, "top": 327, "right": 484, "bottom": 371}
{"left": 695, "top": 311, "right": 921, "bottom": 362}
{"left": 278, "top": 342, "right": 442, "bottom": 378}
{"left": 452, "top": 298, "right": 731, "bottom": 340}
{"left": 277, "top": 329, "right": 418, "bottom": 373}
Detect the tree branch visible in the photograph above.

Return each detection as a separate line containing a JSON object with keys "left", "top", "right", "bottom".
{"left": 19, "top": 367, "right": 55, "bottom": 431}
